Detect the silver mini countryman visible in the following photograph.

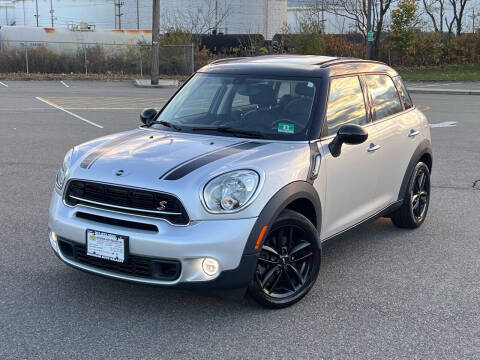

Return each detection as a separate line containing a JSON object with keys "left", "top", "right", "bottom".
{"left": 49, "top": 55, "right": 432, "bottom": 308}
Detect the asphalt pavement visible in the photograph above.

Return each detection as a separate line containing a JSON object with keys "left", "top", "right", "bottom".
{"left": 0, "top": 80, "right": 479, "bottom": 359}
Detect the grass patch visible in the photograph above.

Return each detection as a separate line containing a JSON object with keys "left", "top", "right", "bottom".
{"left": 398, "top": 65, "right": 480, "bottom": 81}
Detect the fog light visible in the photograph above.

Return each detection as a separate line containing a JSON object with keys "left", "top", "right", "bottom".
{"left": 50, "top": 231, "right": 58, "bottom": 243}
{"left": 202, "top": 257, "right": 219, "bottom": 276}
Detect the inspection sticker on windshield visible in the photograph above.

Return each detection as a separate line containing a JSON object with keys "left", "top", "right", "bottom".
{"left": 278, "top": 123, "right": 294, "bottom": 134}
{"left": 86, "top": 230, "right": 128, "bottom": 263}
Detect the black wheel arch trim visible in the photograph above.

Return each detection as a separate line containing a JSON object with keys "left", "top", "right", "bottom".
{"left": 243, "top": 181, "right": 322, "bottom": 256}
{"left": 398, "top": 139, "right": 433, "bottom": 201}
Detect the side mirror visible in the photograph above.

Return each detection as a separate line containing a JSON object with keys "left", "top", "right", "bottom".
{"left": 329, "top": 124, "right": 368, "bottom": 158}
{"left": 140, "top": 108, "right": 158, "bottom": 125}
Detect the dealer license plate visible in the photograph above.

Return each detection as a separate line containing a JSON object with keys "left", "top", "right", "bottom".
{"left": 86, "top": 230, "right": 128, "bottom": 263}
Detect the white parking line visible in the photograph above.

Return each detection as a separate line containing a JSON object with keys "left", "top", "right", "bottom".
{"left": 35, "top": 97, "right": 104, "bottom": 129}
{"left": 429, "top": 121, "right": 457, "bottom": 128}
{"left": 60, "top": 81, "right": 70, "bottom": 88}
{"left": 0, "top": 81, "right": 8, "bottom": 88}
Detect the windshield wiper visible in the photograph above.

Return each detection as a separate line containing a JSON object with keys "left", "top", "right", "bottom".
{"left": 191, "top": 126, "right": 265, "bottom": 139}
{"left": 146, "top": 120, "right": 182, "bottom": 131}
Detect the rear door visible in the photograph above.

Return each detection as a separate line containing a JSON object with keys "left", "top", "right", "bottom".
{"left": 316, "top": 75, "right": 386, "bottom": 239}
{"left": 363, "top": 74, "right": 420, "bottom": 203}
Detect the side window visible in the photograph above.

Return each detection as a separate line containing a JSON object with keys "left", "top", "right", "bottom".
{"left": 365, "top": 74, "right": 403, "bottom": 120}
{"left": 393, "top": 76, "right": 413, "bottom": 109}
{"left": 326, "top": 76, "right": 367, "bottom": 136}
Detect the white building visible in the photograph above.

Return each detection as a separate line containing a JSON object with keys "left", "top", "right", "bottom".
{"left": 287, "top": 2, "right": 357, "bottom": 34}
{"left": 0, "top": 1, "right": 15, "bottom": 26}
{"left": 11, "top": 0, "right": 114, "bottom": 28}
{"left": 3, "top": 0, "right": 287, "bottom": 40}
{"left": 122, "top": 0, "right": 287, "bottom": 40}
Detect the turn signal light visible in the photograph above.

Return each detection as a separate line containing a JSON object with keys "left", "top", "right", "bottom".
{"left": 254, "top": 225, "right": 268, "bottom": 250}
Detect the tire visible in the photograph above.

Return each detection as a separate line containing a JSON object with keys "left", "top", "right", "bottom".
{"left": 248, "top": 209, "right": 321, "bottom": 309}
{"left": 391, "top": 161, "right": 431, "bottom": 229}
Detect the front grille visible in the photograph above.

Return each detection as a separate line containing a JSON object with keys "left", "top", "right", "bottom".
{"left": 58, "top": 238, "right": 181, "bottom": 281}
{"left": 64, "top": 180, "right": 189, "bottom": 225}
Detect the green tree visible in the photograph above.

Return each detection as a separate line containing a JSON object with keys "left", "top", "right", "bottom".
{"left": 389, "top": 1, "right": 420, "bottom": 53}
{"left": 289, "top": 9, "right": 325, "bottom": 55}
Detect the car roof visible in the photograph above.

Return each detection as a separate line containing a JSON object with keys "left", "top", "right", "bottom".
{"left": 197, "top": 55, "right": 398, "bottom": 78}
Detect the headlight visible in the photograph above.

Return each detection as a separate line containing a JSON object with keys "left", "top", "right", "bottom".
{"left": 55, "top": 148, "right": 73, "bottom": 189}
{"left": 203, "top": 170, "right": 260, "bottom": 212}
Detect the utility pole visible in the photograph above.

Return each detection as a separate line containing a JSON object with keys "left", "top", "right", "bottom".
{"left": 50, "top": 0, "right": 54, "bottom": 27}
{"left": 136, "top": 0, "right": 140, "bottom": 29}
{"left": 35, "top": 0, "right": 39, "bottom": 27}
{"left": 214, "top": 0, "right": 218, "bottom": 33}
{"left": 365, "top": 0, "right": 373, "bottom": 59}
{"left": 151, "top": 0, "right": 160, "bottom": 85}
{"left": 115, "top": 1, "right": 124, "bottom": 30}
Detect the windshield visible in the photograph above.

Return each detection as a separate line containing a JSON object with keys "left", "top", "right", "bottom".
{"left": 154, "top": 73, "right": 317, "bottom": 140}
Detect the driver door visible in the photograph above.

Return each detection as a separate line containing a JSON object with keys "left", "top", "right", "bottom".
{"left": 314, "top": 75, "right": 384, "bottom": 240}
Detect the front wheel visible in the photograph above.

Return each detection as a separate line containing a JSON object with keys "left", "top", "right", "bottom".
{"left": 391, "top": 161, "right": 431, "bottom": 228}
{"left": 248, "top": 209, "right": 321, "bottom": 308}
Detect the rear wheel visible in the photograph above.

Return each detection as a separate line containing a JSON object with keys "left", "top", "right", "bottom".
{"left": 391, "top": 162, "right": 431, "bottom": 228}
{"left": 248, "top": 209, "right": 321, "bottom": 308}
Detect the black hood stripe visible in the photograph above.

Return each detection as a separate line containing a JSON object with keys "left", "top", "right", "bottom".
{"left": 158, "top": 141, "right": 248, "bottom": 180}
{"left": 80, "top": 131, "right": 147, "bottom": 169}
{"left": 162, "top": 141, "right": 269, "bottom": 181}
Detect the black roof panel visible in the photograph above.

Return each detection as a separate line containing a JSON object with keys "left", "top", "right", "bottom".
{"left": 198, "top": 55, "right": 398, "bottom": 78}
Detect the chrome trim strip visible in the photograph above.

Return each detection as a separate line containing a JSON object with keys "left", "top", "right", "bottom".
{"left": 73, "top": 204, "right": 190, "bottom": 227}
{"left": 69, "top": 195, "right": 183, "bottom": 215}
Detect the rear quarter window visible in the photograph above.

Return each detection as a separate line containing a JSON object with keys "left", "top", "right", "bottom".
{"left": 393, "top": 76, "right": 413, "bottom": 109}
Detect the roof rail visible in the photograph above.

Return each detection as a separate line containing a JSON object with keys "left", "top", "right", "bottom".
{"left": 315, "top": 57, "right": 341, "bottom": 66}
{"left": 209, "top": 57, "right": 248, "bottom": 65}
{"left": 320, "top": 58, "right": 386, "bottom": 68}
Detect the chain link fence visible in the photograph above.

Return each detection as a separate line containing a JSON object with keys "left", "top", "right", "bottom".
{"left": 0, "top": 40, "right": 195, "bottom": 76}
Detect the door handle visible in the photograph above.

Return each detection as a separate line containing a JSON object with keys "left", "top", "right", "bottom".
{"left": 408, "top": 129, "right": 420, "bottom": 137}
{"left": 367, "top": 143, "right": 381, "bottom": 152}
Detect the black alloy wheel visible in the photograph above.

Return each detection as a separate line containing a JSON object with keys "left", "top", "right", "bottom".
{"left": 391, "top": 161, "right": 431, "bottom": 228}
{"left": 249, "top": 209, "right": 321, "bottom": 308}
{"left": 410, "top": 166, "right": 430, "bottom": 222}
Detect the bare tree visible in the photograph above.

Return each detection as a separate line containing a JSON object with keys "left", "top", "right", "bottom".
{"left": 325, "top": 0, "right": 395, "bottom": 59}
{"left": 422, "top": 0, "right": 446, "bottom": 32}
{"left": 161, "top": 0, "right": 231, "bottom": 35}
{"left": 445, "top": 11, "right": 456, "bottom": 34}
{"left": 448, "top": 0, "right": 471, "bottom": 34}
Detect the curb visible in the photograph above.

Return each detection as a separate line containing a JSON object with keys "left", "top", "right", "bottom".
{"left": 407, "top": 87, "right": 480, "bottom": 95}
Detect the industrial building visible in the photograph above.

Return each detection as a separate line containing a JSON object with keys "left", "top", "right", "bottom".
{"left": 0, "top": 0, "right": 289, "bottom": 40}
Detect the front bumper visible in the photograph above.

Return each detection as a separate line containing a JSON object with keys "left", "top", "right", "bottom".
{"left": 49, "top": 190, "right": 258, "bottom": 289}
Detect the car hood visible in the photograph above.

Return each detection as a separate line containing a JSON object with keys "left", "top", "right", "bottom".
{"left": 70, "top": 129, "right": 268, "bottom": 185}
{"left": 67, "top": 128, "right": 311, "bottom": 221}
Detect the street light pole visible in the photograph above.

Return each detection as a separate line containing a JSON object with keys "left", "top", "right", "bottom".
{"left": 151, "top": 0, "right": 160, "bottom": 85}
{"left": 366, "top": 0, "right": 372, "bottom": 59}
